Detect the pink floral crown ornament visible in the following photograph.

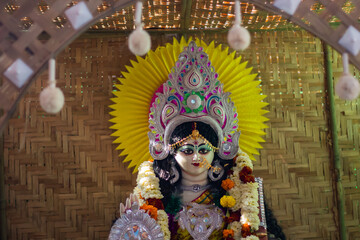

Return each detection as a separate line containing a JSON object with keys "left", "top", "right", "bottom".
{"left": 149, "top": 41, "right": 240, "bottom": 160}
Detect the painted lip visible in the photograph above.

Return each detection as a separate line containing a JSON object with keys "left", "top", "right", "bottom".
{"left": 192, "top": 163, "right": 200, "bottom": 167}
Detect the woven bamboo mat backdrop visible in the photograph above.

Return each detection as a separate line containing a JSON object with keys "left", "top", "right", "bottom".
{"left": 2, "top": 30, "right": 360, "bottom": 239}
{"left": 330, "top": 49, "right": 360, "bottom": 240}
{"left": 240, "top": 31, "right": 337, "bottom": 239}
{"left": 244, "top": 32, "right": 336, "bottom": 239}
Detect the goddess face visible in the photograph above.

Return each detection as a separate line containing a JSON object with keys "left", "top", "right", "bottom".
{"left": 174, "top": 138, "right": 214, "bottom": 176}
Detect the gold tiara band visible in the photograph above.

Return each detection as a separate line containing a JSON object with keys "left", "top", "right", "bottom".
{"left": 168, "top": 123, "right": 219, "bottom": 152}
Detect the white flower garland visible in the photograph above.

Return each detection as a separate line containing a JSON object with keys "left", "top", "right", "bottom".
{"left": 229, "top": 221, "right": 242, "bottom": 238}
{"left": 135, "top": 161, "right": 170, "bottom": 240}
{"left": 228, "top": 150, "right": 259, "bottom": 240}
{"left": 157, "top": 210, "right": 171, "bottom": 240}
{"left": 241, "top": 236, "right": 260, "bottom": 240}
{"left": 136, "top": 161, "right": 164, "bottom": 199}
{"left": 134, "top": 152, "right": 260, "bottom": 240}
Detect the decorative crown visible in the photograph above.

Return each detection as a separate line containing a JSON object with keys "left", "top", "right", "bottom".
{"left": 148, "top": 41, "right": 240, "bottom": 160}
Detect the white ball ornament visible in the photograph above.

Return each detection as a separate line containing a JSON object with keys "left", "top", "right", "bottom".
{"left": 40, "top": 85, "right": 65, "bottom": 114}
{"left": 128, "top": 27, "right": 151, "bottom": 56}
{"left": 335, "top": 73, "right": 360, "bottom": 100}
{"left": 227, "top": 24, "right": 251, "bottom": 51}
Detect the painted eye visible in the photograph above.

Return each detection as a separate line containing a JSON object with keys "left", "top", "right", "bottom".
{"left": 199, "top": 148, "right": 209, "bottom": 154}
{"left": 181, "top": 149, "right": 194, "bottom": 155}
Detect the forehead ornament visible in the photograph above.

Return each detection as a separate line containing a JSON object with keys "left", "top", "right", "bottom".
{"left": 168, "top": 123, "right": 219, "bottom": 152}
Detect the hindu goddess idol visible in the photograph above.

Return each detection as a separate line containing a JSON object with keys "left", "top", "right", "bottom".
{"left": 108, "top": 40, "right": 269, "bottom": 240}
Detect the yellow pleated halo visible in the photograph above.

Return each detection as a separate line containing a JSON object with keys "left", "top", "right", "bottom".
{"left": 109, "top": 37, "right": 268, "bottom": 173}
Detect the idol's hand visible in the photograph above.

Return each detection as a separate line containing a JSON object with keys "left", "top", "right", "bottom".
{"left": 119, "top": 193, "right": 139, "bottom": 217}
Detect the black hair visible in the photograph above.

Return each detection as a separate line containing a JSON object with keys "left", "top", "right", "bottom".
{"left": 153, "top": 121, "right": 234, "bottom": 210}
{"left": 265, "top": 200, "right": 286, "bottom": 240}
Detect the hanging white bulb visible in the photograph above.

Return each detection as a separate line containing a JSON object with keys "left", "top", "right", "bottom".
{"left": 227, "top": 0, "right": 250, "bottom": 51}
{"left": 335, "top": 53, "right": 360, "bottom": 100}
{"left": 39, "top": 58, "right": 65, "bottom": 114}
{"left": 128, "top": 1, "right": 151, "bottom": 56}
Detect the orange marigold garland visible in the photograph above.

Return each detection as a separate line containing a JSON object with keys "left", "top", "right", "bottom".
{"left": 221, "top": 179, "right": 235, "bottom": 191}
{"left": 140, "top": 204, "right": 158, "bottom": 220}
{"left": 241, "top": 223, "right": 252, "bottom": 237}
{"left": 223, "top": 229, "right": 235, "bottom": 239}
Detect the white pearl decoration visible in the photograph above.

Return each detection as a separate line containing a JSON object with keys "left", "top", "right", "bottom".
{"left": 187, "top": 95, "right": 201, "bottom": 109}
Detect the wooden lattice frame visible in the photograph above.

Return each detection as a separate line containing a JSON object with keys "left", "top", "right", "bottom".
{"left": 0, "top": 0, "right": 136, "bottom": 135}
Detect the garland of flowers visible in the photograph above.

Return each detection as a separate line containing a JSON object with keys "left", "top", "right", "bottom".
{"left": 134, "top": 160, "right": 171, "bottom": 240}
{"left": 134, "top": 150, "right": 260, "bottom": 240}
{"left": 220, "top": 149, "right": 260, "bottom": 240}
